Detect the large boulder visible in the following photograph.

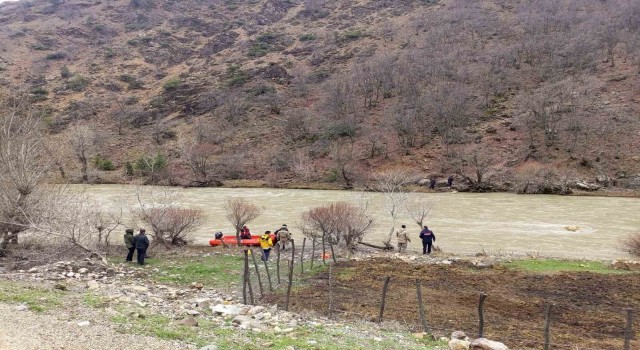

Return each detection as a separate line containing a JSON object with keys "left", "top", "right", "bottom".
{"left": 470, "top": 338, "right": 509, "bottom": 350}
{"left": 449, "top": 339, "right": 471, "bottom": 350}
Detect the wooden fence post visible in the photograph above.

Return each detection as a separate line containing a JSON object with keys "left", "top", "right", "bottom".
{"left": 242, "top": 249, "right": 248, "bottom": 304}
{"left": 250, "top": 249, "right": 264, "bottom": 298}
{"left": 416, "top": 279, "right": 430, "bottom": 333}
{"left": 378, "top": 276, "right": 391, "bottom": 323}
{"left": 263, "top": 259, "right": 273, "bottom": 292}
{"left": 544, "top": 303, "right": 553, "bottom": 350}
{"left": 624, "top": 308, "right": 634, "bottom": 350}
{"left": 322, "top": 233, "right": 326, "bottom": 265}
{"left": 310, "top": 238, "right": 316, "bottom": 270}
{"left": 478, "top": 292, "right": 487, "bottom": 338}
{"left": 300, "top": 237, "right": 306, "bottom": 275}
{"left": 328, "top": 237, "right": 337, "bottom": 263}
{"left": 285, "top": 239, "right": 295, "bottom": 311}
{"left": 276, "top": 246, "right": 281, "bottom": 285}
{"left": 328, "top": 264, "right": 334, "bottom": 319}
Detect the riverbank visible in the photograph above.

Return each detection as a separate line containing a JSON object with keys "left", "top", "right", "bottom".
{"left": 1, "top": 247, "right": 638, "bottom": 349}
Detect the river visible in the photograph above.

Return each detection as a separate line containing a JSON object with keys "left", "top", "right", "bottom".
{"left": 77, "top": 185, "right": 640, "bottom": 260}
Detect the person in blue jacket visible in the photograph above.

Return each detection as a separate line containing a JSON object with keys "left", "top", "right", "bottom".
{"left": 134, "top": 229, "right": 150, "bottom": 265}
{"left": 419, "top": 226, "right": 436, "bottom": 255}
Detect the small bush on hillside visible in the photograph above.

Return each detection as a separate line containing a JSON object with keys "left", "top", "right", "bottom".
{"left": 67, "top": 75, "right": 90, "bottom": 92}
{"left": 29, "top": 87, "right": 48, "bottom": 100}
{"left": 46, "top": 52, "right": 66, "bottom": 60}
{"left": 94, "top": 155, "right": 116, "bottom": 171}
{"left": 625, "top": 233, "right": 640, "bottom": 257}
{"left": 124, "top": 161, "right": 135, "bottom": 176}
{"left": 299, "top": 33, "right": 317, "bottom": 41}
{"left": 163, "top": 78, "right": 181, "bottom": 91}
{"left": 125, "top": 96, "right": 139, "bottom": 105}
{"left": 248, "top": 42, "right": 270, "bottom": 57}
{"left": 135, "top": 153, "right": 167, "bottom": 176}
{"left": 60, "top": 65, "right": 71, "bottom": 79}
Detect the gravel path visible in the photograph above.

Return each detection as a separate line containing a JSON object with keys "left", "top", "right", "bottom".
{"left": 0, "top": 303, "right": 195, "bottom": 350}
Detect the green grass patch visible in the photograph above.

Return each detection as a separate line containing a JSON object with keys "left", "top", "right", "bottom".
{"left": 143, "top": 254, "right": 244, "bottom": 289}
{"left": 0, "top": 281, "right": 63, "bottom": 312}
{"left": 503, "top": 259, "right": 633, "bottom": 274}
{"left": 83, "top": 293, "right": 108, "bottom": 308}
{"left": 112, "top": 313, "right": 199, "bottom": 342}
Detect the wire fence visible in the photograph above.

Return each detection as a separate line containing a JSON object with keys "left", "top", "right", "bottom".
{"left": 237, "top": 239, "right": 638, "bottom": 350}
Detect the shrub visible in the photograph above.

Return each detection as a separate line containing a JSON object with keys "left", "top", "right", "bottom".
{"left": 124, "top": 161, "right": 135, "bottom": 176}
{"left": 226, "top": 65, "right": 249, "bottom": 86}
{"left": 163, "top": 78, "right": 181, "bottom": 91}
{"left": 248, "top": 42, "right": 270, "bottom": 58}
{"left": 29, "top": 87, "right": 48, "bottom": 100}
{"left": 135, "top": 153, "right": 167, "bottom": 176}
{"left": 67, "top": 75, "right": 90, "bottom": 92}
{"left": 299, "top": 33, "right": 317, "bottom": 41}
{"left": 94, "top": 155, "right": 116, "bottom": 171}
{"left": 125, "top": 96, "right": 139, "bottom": 105}
{"left": 119, "top": 74, "right": 144, "bottom": 90}
{"left": 60, "top": 65, "right": 71, "bottom": 79}
{"left": 625, "top": 233, "right": 640, "bottom": 257}
{"left": 46, "top": 52, "right": 66, "bottom": 60}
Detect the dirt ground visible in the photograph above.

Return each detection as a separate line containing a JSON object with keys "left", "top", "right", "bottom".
{"left": 271, "top": 259, "right": 640, "bottom": 350}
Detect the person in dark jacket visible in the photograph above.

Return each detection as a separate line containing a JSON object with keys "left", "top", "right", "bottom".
{"left": 124, "top": 228, "right": 135, "bottom": 262}
{"left": 419, "top": 226, "right": 436, "bottom": 255}
{"left": 429, "top": 178, "right": 436, "bottom": 190}
{"left": 447, "top": 175, "right": 454, "bottom": 187}
{"left": 134, "top": 229, "right": 150, "bottom": 265}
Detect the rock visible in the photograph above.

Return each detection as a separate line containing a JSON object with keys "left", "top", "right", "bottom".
{"left": 449, "top": 339, "right": 471, "bottom": 350}
{"left": 78, "top": 268, "right": 88, "bottom": 274}
{"left": 28, "top": 267, "right": 38, "bottom": 273}
{"left": 190, "top": 282, "right": 204, "bottom": 290}
{"left": 15, "top": 304, "right": 28, "bottom": 311}
{"left": 186, "top": 309, "right": 200, "bottom": 316}
{"left": 451, "top": 331, "right": 468, "bottom": 340}
{"left": 76, "top": 321, "right": 91, "bottom": 327}
{"left": 470, "top": 338, "right": 509, "bottom": 350}
{"left": 66, "top": 272, "right": 75, "bottom": 278}
{"left": 485, "top": 126, "right": 497, "bottom": 134}
{"left": 232, "top": 315, "right": 252, "bottom": 325}
{"left": 87, "top": 280, "right": 100, "bottom": 290}
{"left": 564, "top": 225, "right": 579, "bottom": 232}
{"left": 413, "top": 332, "right": 426, "bottom": 339}
{"left": 373, "top": 337, "right": 383, "bottom": 342}
{"left": 212, "top": 304, "right": 241, "bottom": 316}
{"left": 307, "top": 340, "right": 317, "bottom": 345}
{"left": 54, "top": 282, "right": 68, "bottom": 291}
{"left": 280, "top": 327, "right": 295, "bottom": 334}
{"left": 125, "top": 285, "right": 149, "bottom": 293}
{"left": 248, "top": 305, "right": 266, "bottom": 315}
{"left": 261, "top": 342, "right": 274, "bottom": 348}
{"left": 177, "top": 315, "right": 198, "bottom": 327}
{"left": 575, "top": 181, "right": 600, "bottom": 191}
{"left": 199, "top": 345, "right": 218, "bottom": 350}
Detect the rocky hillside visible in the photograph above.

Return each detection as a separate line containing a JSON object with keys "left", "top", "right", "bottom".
{"left": 1, "top": 0, "right": 639, "bottom": 192}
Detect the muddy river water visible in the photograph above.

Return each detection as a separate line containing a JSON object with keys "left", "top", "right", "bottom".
{"left": 78, "top": 185, "right": 640, "bottom": 260}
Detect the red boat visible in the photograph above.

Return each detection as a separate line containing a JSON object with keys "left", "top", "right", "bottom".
{"left": 209, "top": 234, "right": 276, "bottom": 247}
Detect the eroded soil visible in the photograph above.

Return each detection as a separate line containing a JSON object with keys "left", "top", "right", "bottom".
{"left": 270, "top": 259, "right": 640, "bottom": 350}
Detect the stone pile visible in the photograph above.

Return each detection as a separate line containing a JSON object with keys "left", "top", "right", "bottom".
{"left": 446, "top": 331, "right": 509, "bottom": 350}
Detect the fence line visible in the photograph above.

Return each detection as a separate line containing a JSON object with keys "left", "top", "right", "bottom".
{"left": 241, "top": 248, "right": 638, "bottom": 350}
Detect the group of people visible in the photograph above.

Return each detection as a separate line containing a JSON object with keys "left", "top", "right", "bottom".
{"left": 257, "top": 224, "right": 291, "bottom": 261}
{"left": 395, "top": 225, "right": 436, "bottom": 254}
{"left": 123, "top": 228, "right": 150, "bottom": 265}
{"left": 429, "top": 175, "right": 454, "bottom": 190}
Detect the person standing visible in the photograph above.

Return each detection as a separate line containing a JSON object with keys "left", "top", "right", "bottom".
{"left": 123, "top": 228, "right": 135, "bottom": 262}
{"left": 429, "top": 178, "right": 436, "bottom": 190}
{"left": 134, "top": 229, "right": 150, "bottom": 265}
{"left": 447, "top": 175, "right": 454, "bottom": 187}
{"left": 240, "top": 226, "right": 252, "bottom": 239}
{"left": 419, "top": 226, "right": 436, "bottom": 255}
{"left": 260, "top": 230, "right": 274, "bottom": 261}
{"left": 274, "top": 224, "right": 291, "bottom": 251}
{"left": 395, "top": 225, "right": 410, "bottom": 253}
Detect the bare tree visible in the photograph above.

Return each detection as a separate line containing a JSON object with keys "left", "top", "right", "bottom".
{"left": 68, "top": 124, "right": 101, "bottom": 183}
{"left": 454, "top": 146, "right": 496, "bottom": 189}
{"left": 624, "top": 232, "right": 640, "bottom": 257}
{"left": 404, "top": 198, "right": 432, "bottom": 229}
{"left": 179, "top": 129, "right": 218, "bottom": 185}
{"left": 0, "top": 94, "right": 51, "bottom": 256}
{"left": 224, "top": 198, "right": 263, "bottom": 244}
{"left": 300, "top": 201, "right": 372, "bottom": 254}
{"left": 373, "top": 171, "right": 415, "bottom": 248}
{"left": 134, "top": 187, "right": 203, "bottom": 247}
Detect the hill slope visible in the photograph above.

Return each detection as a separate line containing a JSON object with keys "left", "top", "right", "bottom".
{"left": 1, "top": 0, "right": 639, "bottom": 192}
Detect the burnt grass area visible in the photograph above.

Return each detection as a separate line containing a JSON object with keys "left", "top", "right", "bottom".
{"left": 265, "top": 258, "right": 640, "bottom": 350}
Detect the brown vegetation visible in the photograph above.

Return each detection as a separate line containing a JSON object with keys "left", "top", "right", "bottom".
{"left": 0, "top": 0, "right": 638, "bottom": 191}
